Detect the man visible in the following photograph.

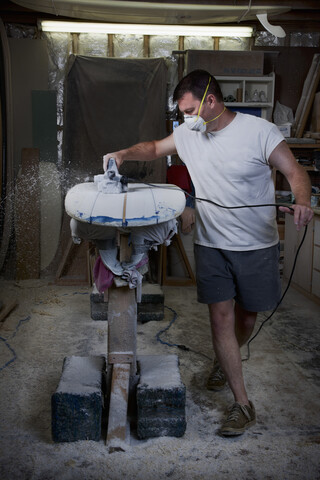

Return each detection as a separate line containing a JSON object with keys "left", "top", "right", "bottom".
{"left": 103, "top": 69, "right": 314, "bottom": 436}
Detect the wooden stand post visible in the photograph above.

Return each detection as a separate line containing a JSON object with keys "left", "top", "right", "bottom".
{"left": 161, "top": 234, "right": 196, "bottom": 286}
{"left": 106, "top": 234, "right": 137, "bottom": 450}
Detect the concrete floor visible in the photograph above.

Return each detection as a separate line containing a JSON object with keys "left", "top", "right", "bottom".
{"left": 0, "top": 278, "right": 319, "bottom": 480}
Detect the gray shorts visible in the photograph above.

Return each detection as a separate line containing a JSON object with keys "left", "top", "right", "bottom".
{"left": 194, "top": 243, "right": 281, "bottom": 312}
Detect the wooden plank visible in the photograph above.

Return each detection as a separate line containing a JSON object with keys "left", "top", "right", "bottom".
{"left": 15, "top": 148, "right": 40, "bottom": 280}
{"left": 55, "top": 239, "right": 90, "bottom": 286}
{"left": 311, "top": 91, "right": 320, "bottom": 133}
{"left": 175, "top": 234, "right": 196, "bottom": 283}
{"left": 0, "top": 300, "right": 18, "bottom": 323}
{"left": 107, "top": 285, "right": 137, "bottom": 375}
{"left": 106, "top": 233, "right": 138, "bottom": 448}
{"left": 55, "top": 238, "right": 73, "bottom": 280}
{"left": 293, "top": 54, "right": 319, "bottom": 132}
{"left": 161, "top": 234, "right": 196, "bottom": 286}
{"left": 107, "top": 232, "right": 136, "bottom": 370}
{"left": 108, "top": 353, "right": 134, "bottom": 364}
{"left": 143, "top": 35, "right": 149, "bottom": 58}
{"left": 293, "top": 54, "right": 320, "bottom": 138}
{"left": 106, "top": 363, "right": 130, "bottom": 450}
{"left": 119, "top": 233, "right": 131, "bottom": 262}
{"left": 108, "top": 34, "right": 114, "bottom": 57}
{"left": 296, "top": 66, "right": 320, "bottom": 138}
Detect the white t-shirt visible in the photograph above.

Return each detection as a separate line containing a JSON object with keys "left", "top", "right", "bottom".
{"left": 173, "top": 112, "right": 284, "bottom": 251}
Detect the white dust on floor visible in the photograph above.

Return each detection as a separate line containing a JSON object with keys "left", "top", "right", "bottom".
{"left": 0, "top": 280, "right": 319, "bottom": 480}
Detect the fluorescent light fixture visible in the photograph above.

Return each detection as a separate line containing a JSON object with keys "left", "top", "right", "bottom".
{"left": 40, "top": 21, "right": 253, "bottom": 37}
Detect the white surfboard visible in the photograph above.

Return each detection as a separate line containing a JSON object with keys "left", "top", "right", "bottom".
{"left": 65, "top": 182, "right": 186, "bottom": 227}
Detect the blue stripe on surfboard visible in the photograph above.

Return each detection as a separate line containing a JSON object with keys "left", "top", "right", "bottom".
{"left": 90, "top": 215, "right": 161, "bottom": 224}
{"left": 76, "top": 212, "right": 163, "bottom": 226}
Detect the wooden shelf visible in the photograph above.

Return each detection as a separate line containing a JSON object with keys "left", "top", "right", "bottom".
{"left": 287, "top": 142, "right": 320, "bottom": 149}
{"left": 301, "top": 166, "right": 320, "bottom": 172}
{"left": 216, "top": 73, "right": 275, "bottom": 120}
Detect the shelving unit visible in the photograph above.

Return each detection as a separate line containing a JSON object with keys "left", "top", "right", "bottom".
{"left": 216, "top": 73, "right": 275, "bottom": 120}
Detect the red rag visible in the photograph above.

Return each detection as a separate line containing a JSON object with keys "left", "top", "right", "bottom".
{"left": 93, "top": 256, "right": 114, "bottom": 293}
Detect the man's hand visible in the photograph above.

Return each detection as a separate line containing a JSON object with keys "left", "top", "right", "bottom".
{"left": 102, "top": 135, "right": 177, "bottom": 172}
{"left": 103, "top": 152, "right": 123, "bottom": 172}
{"left": 180, "top": 207, "right": 195, "bottom": 234}
{"left": 278, "top": 204, "right": 314, "bottom": 231}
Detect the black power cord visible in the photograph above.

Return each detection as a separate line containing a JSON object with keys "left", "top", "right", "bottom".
{"left": 133, "top": 179, "right": 309, "bottom": 360}
{"left": 126, "top": 179, "right": 295, "bottom": 212}
{"left": 156, "top": 225, "right": 307, "bottom": 361}
{"left": 156, "top": 305, "right": 213, "bottom": 361}
{"left": 243, "top": 223, "right": 308, "bottom": 361}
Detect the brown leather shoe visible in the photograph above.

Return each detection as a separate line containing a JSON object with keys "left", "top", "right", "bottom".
{"left": 206, "top": 361, "right": 226, "bottom": 391}
{"left": 219, "top": 401, "right": 256, "bottom": 436}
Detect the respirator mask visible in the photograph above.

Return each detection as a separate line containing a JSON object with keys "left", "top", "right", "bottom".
{"left": 183, "top": 115, "right": 207, "bottom": 133}
{"left": 184, "top": 76, "right": 225, "bottom": 133}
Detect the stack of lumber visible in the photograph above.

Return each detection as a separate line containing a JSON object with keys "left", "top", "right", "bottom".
{"left": 292, "top": 54, "right": 320, "bottom": 139}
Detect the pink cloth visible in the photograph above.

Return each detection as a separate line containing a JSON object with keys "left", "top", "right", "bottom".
{"left": 93, "top": 256, "right": 114, "bottom": 293}
{"left": 93, "top": 254, "right": 149, "bottom": 293}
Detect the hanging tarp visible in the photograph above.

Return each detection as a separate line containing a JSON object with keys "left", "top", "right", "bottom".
{"left": 63, "top": 55, "right": 167, "bottom": 184}
{"left": 0, "top": 19, "right": 14, "bottom": 272}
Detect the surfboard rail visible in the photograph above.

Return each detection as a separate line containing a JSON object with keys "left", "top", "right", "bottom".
{"left": 65, "top": 182, "right": 186, "bottom": 227}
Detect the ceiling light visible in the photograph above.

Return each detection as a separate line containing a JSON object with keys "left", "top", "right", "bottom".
{"left": 40, "top": 21, "right": 253, "bottom": 37}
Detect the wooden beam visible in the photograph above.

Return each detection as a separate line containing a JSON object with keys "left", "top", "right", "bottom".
{"left": 292, "top": 54, "right": 320, "bottom": 138}
{"left": 178, "top": 36, "right": 184, "bottom": 80}
{"left": 143, "top": 35, "right": 150, "bottom": 57}
{"left": 0, "top": 300, "right": 18, "bottom": 323}
{"left": 108, "top": 34, "right": 114, "bottom": 57}
{"left": 71, "top": 33, "right": 79, "bottom": 55}
{"left": 106, "top": 363, "right": 130, "bottom": 450}
{"left": 106, "top": 233, "right": 138, "bottom": 448}
{"left": 161, "top": 234, "right": 196, "bottom": 286}
{"left": 107, "top": 284, "right": 137, "bottom": 375}
{"left": 295, "top": 59, "right": 320, "bottom": 138}
{"left": 55, "top": 238, "right": 91, "bottom": 285}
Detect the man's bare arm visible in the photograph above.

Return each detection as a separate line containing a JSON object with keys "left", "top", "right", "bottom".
{"left": 103, "top": 134, "right": 177, "bottom": 171}
{"left": 269, "top": 140, "right": 314, "bottom": 230}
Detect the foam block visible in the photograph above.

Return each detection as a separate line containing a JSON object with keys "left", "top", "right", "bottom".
{"left": 90, "top": 286, "right": 108, "bottom": 321}
{"left": 52, "top": 356, "right": 104, "bottom": 442}
{"left": 90, "top": 283, "right": 164, "bottom": 323}
{"left": 138, "top": 283, "right": 164, "bottom": 323}
{"left": 136, "top": 355, "right": 186, "bottom": 439}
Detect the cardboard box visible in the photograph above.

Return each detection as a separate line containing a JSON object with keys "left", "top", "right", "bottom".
{"left": 277, "top": 123, "right": 292, "bottom": 138}
{"left": 185, "top": 50, "right": 264, "bottom": 76}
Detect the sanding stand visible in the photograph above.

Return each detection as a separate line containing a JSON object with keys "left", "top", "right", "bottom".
{"left": 52, "top": 162, "right": 186, "bottom": 449}
{"left": 52, "top": 233, "right": 186, "bottom": 450}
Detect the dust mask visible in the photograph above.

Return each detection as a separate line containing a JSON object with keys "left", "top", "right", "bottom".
{"left": 183, "top": 76, "right": 226, "bottom": 133}
{"left": 184, "top": 115, "right": 207, "bottom": 133}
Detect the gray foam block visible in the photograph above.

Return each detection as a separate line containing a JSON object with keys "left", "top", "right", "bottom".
{"left": 136, "top": 355, "right": 186, "bottom": 439}
{"left": 52, "top": 356, "right": 105, "bottom": 442}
